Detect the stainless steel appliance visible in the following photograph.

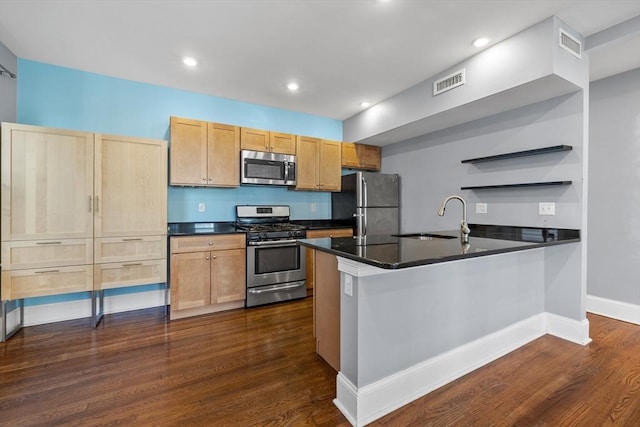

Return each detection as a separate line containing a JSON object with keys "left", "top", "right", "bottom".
{"left": 241, "top": 150, "right": 297, "bottom": 186}
{"left": 235, "top": 205, "right": 307, "bottom": 307}
{"left": 331, "top": 171, "right": 400, "bottom": 238}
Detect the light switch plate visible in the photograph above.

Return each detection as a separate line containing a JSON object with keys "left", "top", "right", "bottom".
{"left": 539, "top": 202, "right": 555, "bottom": 215}
{"left": 344, "top": 275, "right": 353, "bottom": 296}
{"left": 198, "top": 203, "right": 206, "bottom": 212}
{"left": 475, "top": 203, "right": 487, "bottom": 214}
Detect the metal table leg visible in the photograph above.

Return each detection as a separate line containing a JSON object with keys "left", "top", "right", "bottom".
{"left": 1, "top": 299, "right": 24, "bottom": 342}
{"left": 92, "top": 290, "right": 105, "bottom": 327}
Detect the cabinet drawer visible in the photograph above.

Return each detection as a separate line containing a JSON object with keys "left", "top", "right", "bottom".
{"left": 170, "top": 234, "right": 245, "bottom": 253}
{"left": 307, "top": 228, "right": 353, "bottom": 239}
{"left": 1, "top": 266, "right": 93, "bottom": 300}
{"left": 95, "top": 236, "right": 167, "bottom": 263}
{"left": 94, "top": 259, "right": 167, "bottom": 290}
{"left": 1, "top": 239, "right": 92, "bottom": 270}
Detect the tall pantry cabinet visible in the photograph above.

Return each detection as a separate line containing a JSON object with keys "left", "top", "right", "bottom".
{"left": 1, "top": 123, "right": 167, "bottom": 333}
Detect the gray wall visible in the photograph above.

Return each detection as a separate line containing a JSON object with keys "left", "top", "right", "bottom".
{"left": 587, "top": 69, "right": 640, "bottom": 305}
{"left": 382, "top": 91, "right": 585, "bottom": 233}
{"left": 0, "top": 39, "right": 17, "bottom": 122}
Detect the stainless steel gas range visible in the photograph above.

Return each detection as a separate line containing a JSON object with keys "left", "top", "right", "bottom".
{"left": 235, "top": 205, "right": 307, "bottom": 307}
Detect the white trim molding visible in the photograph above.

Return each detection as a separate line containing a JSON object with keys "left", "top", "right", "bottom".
{"left": 334, "top": 312, "right": 590, "bottom": 427}
{"left": 587, "top": 294, "right": 640, "bottom": 325}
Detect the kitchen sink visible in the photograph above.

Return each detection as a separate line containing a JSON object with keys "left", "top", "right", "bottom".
{"left": 393, "top": 233, "right": 457, "bottom": 240}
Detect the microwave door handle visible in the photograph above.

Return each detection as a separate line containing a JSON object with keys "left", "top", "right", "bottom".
{"left": 284, "top": 161, "right": 289, "bottom": 179}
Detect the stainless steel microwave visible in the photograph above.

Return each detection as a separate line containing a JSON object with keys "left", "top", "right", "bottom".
{"left": 241, "top": 150, "right": 297, "bottom": 186}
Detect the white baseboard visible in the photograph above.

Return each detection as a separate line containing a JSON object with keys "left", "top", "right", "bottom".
{"left": 545, "top": 312, "right": 592, "bottom": 344}
{"left": 587, "top": 294, "right": 640, "bottom": 325}
{"left": 24, "top": 290, "right": 166, "bottom": 327}
{"left": 334, "top": 312, "right": 590, "bottom": 427}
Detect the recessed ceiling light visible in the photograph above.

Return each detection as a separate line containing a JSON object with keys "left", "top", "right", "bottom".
{"left": 472, "top": 37, "right": 490, "bottom": 48}
{"left": 287, "top": 82, "right": 300, "bottom": 92}
{"left": 183, "top": 56, "right": 198, "bottom": 67}
{"left": 360, "top": 101, "right": 371, "bottom": 108}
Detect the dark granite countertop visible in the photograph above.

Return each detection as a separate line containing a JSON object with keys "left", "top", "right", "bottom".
{"left": 291, "top": 219, "right": 353, "bottom": 230}
{"left": 168, "top": 222, "right": 244, "bottom": 236}
{"left": 298, "top": 224, "right": 580, "bottom": 269}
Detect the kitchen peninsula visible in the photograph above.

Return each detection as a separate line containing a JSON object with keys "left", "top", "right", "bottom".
{"left": 299, "top": 224, "right": 586, "bottom": 427}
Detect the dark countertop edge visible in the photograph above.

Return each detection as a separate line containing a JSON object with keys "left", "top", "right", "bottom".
{"left": 290, "top": 219, "right": 353, "bottom": 230}
{"left": 167, "top": 222, "right": 245, "bottom": 236}
{"left": 298, "top": 236, "right": 580, "bottom": 270}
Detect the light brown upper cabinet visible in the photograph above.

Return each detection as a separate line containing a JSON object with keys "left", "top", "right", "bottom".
{"left": 1, "top": 123, "right": 167, "bottom": 301}
{"left": 170, "top": 116, "right": 240, "bottom": 187}
{"left": 341, "top": 142, "right": 381, "bottom": 171}
{"left": 240, "top": 127, "right": 296, "bottom": 155}
{"left": 95, "top": 134, "right": 167, "bottom": 238}
{"left": 295, "top": 137, "right": 342, "bottom": 192}
{"left": 1, "top": 123, "right": 95, "bottom": 242}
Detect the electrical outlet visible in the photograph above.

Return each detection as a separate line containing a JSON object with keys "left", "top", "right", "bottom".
{"left": 539, "top": 202, "right": 555, "bottom": 216}
{"left": 310, "top": 203, "right": 317, "bottom": 212}
{"left": 344, "top": 275, "right": 353, "bottom": 296}
{"left": 475, "top": 203, "right": 487, "bottom": 214}
{"left": 198, "top": 203, "right": 206, "bottom": 212}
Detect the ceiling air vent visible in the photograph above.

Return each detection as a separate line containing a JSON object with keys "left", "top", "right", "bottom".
{"left": 433, "top": 68, "right": 465, "bottom": 96}
{"left": 559, "top": 29, "right": 581, "bottom": 59}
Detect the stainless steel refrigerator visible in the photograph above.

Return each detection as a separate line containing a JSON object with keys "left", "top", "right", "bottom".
{"left": 331, "top": 171, "right": 400, "bottom": 237}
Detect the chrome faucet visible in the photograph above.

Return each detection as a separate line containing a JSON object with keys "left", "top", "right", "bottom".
{"left": 438, "top": 195, "right": 470, "bottom": 244}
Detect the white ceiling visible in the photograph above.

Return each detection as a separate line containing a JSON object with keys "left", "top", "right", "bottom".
{"left": 0, "top": 0, "right": 638, "bottom": 120}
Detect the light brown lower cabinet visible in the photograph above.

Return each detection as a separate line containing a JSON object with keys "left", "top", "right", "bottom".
{"left": 313, "top": 250, "right": 341, "bottom": 371}
{"left": 169, "top": 234, "right": 246, "bottom": 319}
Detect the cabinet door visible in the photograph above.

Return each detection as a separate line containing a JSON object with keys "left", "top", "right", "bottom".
{"left": 269, "top": 132, "right": 296, "bottom": 155}
{"left": 169, "top": 116, "right": 207, "bottom": 186}
{"left": 95, "top": 134, "right": 167, "bottom": 237}
{"left": 361, "top": 144, "right": 381, "bottom": 170}
{"left": 240, "top": 127, "right": 269, "bottom": 152}
{"left": 1, "top": 123, "right": 94, "bottom": 241}
{"left": 211, "top": 248, "right": 246, "bottom": 304}
{"left": 1, "top": 265, "right": 93, "bottom": 300}
{"left": 95, "top": 259, "right": 167, "bottom": 291}
{"left": 314, "top": 250, "right": 340, "bottom": 371}
{"left": 295, "top": 136, "right": 320, "bottom": 190}
{"left": 170, "top": 252, "right": 211, "bottom": 311}
{"left": 341, "top": 142, "right": 381, "bottom": 171}
{"left": 318, "top": 139, "right": 342, "bottom": 192}
{"left": 305, "top": 228, "right": 352, "bottom": 294}
{"left": 208, "top": 123, "right": 240, "bottom": 187}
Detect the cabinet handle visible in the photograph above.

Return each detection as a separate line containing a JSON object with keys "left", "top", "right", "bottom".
{"left": 88, "top": 196, "right": 92, "bottom": 212}
{"left": 202, "top": 178, "right": 207, "bottom": 181}
{"left": 208, "top": 178, "right": 212, "bottom": 181}
{"left": 122, "top": 263, "right": 142, "bottom": 267}
{"left": 122, "top": 238, "right": 143, "bottom": 241}
{"left": 95, "top": 196, "right": 100, "bottom": 213}
{"left": 35, "top": 269, "right": 60, "bottom": 274}
{"left": 206, "top": 256, "right": 210, "bottom": 260}
{"left": 36, "top": 241, "right": 62, "bottom": 245}
{"left": 208, "top": 241, "right": 213, "bottom": 245}
{"left": 212, "top": 255, "right": 217, "bottom": 259}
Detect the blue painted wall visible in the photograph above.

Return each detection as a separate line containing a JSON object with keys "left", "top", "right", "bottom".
{"left": 17, "top": 59, "right": 342, "bottom": 221}
{"left": 15, "top": 59, "right": 342, "bottom": 307}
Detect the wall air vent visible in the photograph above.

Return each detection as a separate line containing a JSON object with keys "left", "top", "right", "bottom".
{"left": 559, "top": 29, "right": 582, "bottom": 59}
{"left": 433, "top": 68, "right": 465, "bottom": 96}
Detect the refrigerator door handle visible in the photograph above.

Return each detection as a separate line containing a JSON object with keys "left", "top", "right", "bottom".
{"left": 362, "top": 175, "right": 368, "bottom": 208}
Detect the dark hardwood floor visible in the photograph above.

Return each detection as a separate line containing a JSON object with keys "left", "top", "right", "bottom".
{"left": 1, "top": 297, "right": 638, "bottom": 426}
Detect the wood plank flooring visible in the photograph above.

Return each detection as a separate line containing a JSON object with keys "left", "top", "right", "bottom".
{"left": 1, "top": 297, "right": 638, "bottom": 426}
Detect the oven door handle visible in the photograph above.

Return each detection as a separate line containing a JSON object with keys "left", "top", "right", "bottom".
{"left": 248, "top": 281, "right": 306, "bottom": 294}
{"left": 248, "top": 239, "right": 300, "bottom": 246}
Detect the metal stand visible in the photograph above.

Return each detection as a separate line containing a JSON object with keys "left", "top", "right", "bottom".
{"left": 92, "top": 290, "right": 105, "bottom": 327}
{"left": 1, "top": 299, "right": 24, "bottom": 342}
